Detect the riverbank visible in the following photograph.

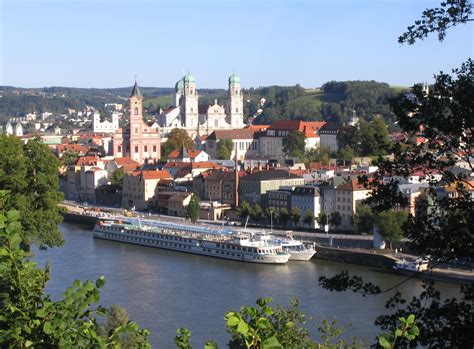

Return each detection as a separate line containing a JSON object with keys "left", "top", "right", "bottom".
{"left": 314, "top": 245, "right": 474, "bottom": 284}
{"left": 60, "top": 204, "right": 473, "bottom": 284}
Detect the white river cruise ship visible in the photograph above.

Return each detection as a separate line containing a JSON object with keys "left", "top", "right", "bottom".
{"left": 93, "top": 218, "right": 291, "bottom": 264}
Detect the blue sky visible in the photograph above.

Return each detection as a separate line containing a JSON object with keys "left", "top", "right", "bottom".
{"left": 1, "top": 0, "right": 472, "bottom": 88}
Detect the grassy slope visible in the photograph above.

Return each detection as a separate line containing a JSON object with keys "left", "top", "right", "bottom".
{"left": 143, "top": 95, "right": 173, "bottom": 108}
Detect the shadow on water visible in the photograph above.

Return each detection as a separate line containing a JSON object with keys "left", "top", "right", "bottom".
{"left": 33, "top": 223, "right": 460, "bottom": 348}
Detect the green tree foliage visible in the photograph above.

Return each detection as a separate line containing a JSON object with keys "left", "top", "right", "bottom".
{"left": 162, "top": 128, "right": 194, "bottom": 158}
{"left": 186, "top": 193, "right": 200, "bottom": 223}
{"left": 61, "top": 150, "right": 79, "bottom": 166}
{"left": 329, "top": 211, "right": 342, "bottom": 229}
{"left": 306, "top": 146, "right": 332, "bottom": 165}
{"left": 320, "top": 3, "right": 474, "bottom": 347}
{"left": 250, "top": 204, "right": 263, "bottom": 221}
{"left": 316, "top": 211, "right": 328, "bottom": 227}
{"left": 353, "top": 204, "right": 375, "bottom": 235}
{"left": 216, "top": 139, "right": 234, "bottom": 160}
{"left": 236, "top": 201, "right": 251, "bottom": 219}
{"left": 290, "top": 208, "right": 301, "bottom": 226}
{"left": 279, "top": 208, "right": 290, "bottom": 227}
{"left": 338, "top": 145, "right": 355, "bottom": 165}
{"left": 109, "top": 168, "right": 124, "bottom": 186}
{"left": 338, "top": 117, "right": 391, "bottom": 157}
{"left": 0, "top": 191, "right": 150, "bottom": 348}
{"left": 175, "top": 297, "right": 365, "bottom": 349}
{"left": 0, "top": 136, "right": 64, "bottom": 248}
{"left": 282, "top": 130, "right": 306, "bottom": 161}
{"left": 303, "top": 210, "right": 315, "bottom": 228}
{"left": 374, "top": 211, "right": 407, "bottom": 250}
{"left": 398, "top": 0, "right": 473, "bottom": 44}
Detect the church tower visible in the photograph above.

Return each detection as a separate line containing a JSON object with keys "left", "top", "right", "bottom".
{"left": 227, "top": 73, "right": 244, "bottom": 128}
{"left": 174, "top": 77, "right": 184, "bottom": 107}
{"left": 182, "top": 73, "right": 198, "bottom": 129}
{"left": 129, "top": 81, "right": 144, "bottom": 162}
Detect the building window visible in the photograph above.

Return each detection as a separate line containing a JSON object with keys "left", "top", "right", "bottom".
{"left": 134, "top": 108, "right": 138, "bottom": 115}
{"left": 135, "top": 146, "right": 139, "bottom": 153}
{"left": 134, "top": 127, "right": 139, "bottom": 134}
{"left": 144, "top": 145, "right": 148, "bottom": 152}
{"left": 235, "top": 108, "right": 238, "bottom": 113}
{"left": 153, "top": 145, "right": 157, "bottom": 152}
{"left": 118, "top": 145, "right": 122, "bottom": 153}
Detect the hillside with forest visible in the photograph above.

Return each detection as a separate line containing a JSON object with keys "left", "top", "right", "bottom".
{"left": 0, "top": 81, "right": 408, "bottom": 126}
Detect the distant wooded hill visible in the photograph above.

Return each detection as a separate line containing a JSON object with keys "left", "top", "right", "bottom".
{"left": 0, "top": 81, "right": 408, "bottom": 126}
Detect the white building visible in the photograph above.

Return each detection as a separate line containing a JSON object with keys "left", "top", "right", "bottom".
{"left": 4, "top": 121, "right": 23, "bottom": 136}
{"left": 319, "top": 123, "right": 341, "bottom": 153}
{"left": 291, "top": 186, "right": 322, "bottom": 228}
{"left": 92, "top": 111, "right": 120, "bottom": 133}
{"left": 205, "top": 129, "right": 260, "bottom": 161}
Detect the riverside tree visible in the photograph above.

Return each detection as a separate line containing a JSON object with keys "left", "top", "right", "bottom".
{"left": 186, "top": 193, "right": 200, "bottom": 223}
{"left": 0, "top": 135, "right": 64, "bottom": 248}
{"left": 320, "top": 1, "right": 474, "bottom": 347}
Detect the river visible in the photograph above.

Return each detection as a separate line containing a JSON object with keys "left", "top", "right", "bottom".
{"left": 33, "top": 223, "right": 459, "bottom": 348}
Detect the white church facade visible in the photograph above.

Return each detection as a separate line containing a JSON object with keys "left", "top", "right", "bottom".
{"left": 158, "top": 73, "right": 245, "bottom": 138}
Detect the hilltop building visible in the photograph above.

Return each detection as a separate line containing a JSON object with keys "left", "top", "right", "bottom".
{"left": 158, "top": 73, "right": 245, "bottom": 138}
{"left": 113, "top": 81, "right": 161, "bottom": 164}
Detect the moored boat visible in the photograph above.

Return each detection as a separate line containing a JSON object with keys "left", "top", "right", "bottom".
{"left": 93, "top": 218, "right": 290, "bottom": 264}
{"left": 250, "top": 231, "right": 316, "bottom": 261}
{"left": 394, "top": 258, "right": 429, "bottom": 272}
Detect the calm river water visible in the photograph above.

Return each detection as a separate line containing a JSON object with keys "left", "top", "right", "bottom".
{"left": 33, "top": 223, "right": 459, "bottom": 348}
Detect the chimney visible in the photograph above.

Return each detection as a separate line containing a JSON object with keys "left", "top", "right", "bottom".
{"left": 234, "top": 151, "right": 239, "bottom": 208}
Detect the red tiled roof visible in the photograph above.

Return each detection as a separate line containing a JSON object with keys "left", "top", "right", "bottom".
{"left": 76, "top": 156, "right": 99, "bottom": 166}
{"left": 245, "top": 125, "right": 270, "bottom": 131}
{"left": 336, "top": 179, "right": 369, "bottom": 191}
{"left": 57, "top": 144, "right": 89, "bottom": 155}
{"left": 268, "top": 120, "right": 326, "bottom": 137}
{"left": 207, "top": 129, "right": 258, "bottom": 140}
{"left": 167, "top": 149, "right": 203, "bottom": 159}
{"left": 113, "top": 157, "right": 140, "bottom": 171}
{"left": 141, "top": 170, "right": 172, "bottom": 180}
{"left": 163, "top": 162, "right": 191, "bottom": 169}
{"left": 191, "top": 162, "right": 224, "bottom": 169}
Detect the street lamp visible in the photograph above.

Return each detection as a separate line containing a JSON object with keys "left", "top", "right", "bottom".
{"left": 270, "top": 209, "right": 273, "bottom": 233}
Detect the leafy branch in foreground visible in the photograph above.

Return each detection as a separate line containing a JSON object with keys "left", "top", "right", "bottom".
{"left": 175, "top": 297, "right": 366, "bottom": 348}
{"left": 0, "top": 190, "right": 150, "bottom": 348}
{"left": 398, "top": 0, "right": 473, "bottom": 44}
{"left": 319, "top": 271, "right": 473, "bottom": 347}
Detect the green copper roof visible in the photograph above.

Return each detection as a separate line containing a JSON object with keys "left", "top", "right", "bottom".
{"left": 130, "top": 81, "right": 142, "bottom": 97}
{"left": 229, "top": 73, "right": 240, "bottom": 85}
{"left": 183, "top": 73, "right": 196, "bottom": 84}
{"left": 175, "top": 77, "right": 184, "bottom": 93}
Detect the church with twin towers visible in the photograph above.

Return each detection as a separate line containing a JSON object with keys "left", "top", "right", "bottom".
{"left": 158, "top": 73, "right": 245, "bottom": 138}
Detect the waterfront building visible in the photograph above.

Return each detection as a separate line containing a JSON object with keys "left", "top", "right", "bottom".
{"left": 239, "top": 170, "right": 305, "bottom": 205}
{"left": 122, "top": 170, "right": 173, "bottom": 210}
{"left": 113, "top": 82, "right": 161, "bottom": 164}
{"left": 266, "top": 188, "right": 293, "bottom": 212}
{"left": 334, "top": 179, "right": 372, "bottom": 230}
{"left": 291, "top": 186, "right": 322, "bottom": 228}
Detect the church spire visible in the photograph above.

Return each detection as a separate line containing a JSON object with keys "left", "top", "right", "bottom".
{"left": 130, "top": 80, "right": 142, "bottom": 97}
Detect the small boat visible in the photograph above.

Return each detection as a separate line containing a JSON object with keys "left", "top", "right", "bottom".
{"left": 250, "top": 231, "right": 316, "bottom": 261}
{"left": 394, "top": 258, "right": 429, "bottom": 272}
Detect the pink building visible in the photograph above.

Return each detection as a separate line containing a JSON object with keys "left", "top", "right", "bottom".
{"left": 113, "top": 82, "right": 161, "bottom": 164}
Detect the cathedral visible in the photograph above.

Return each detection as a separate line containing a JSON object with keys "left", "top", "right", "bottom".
{"left": 158, "top": 73, "right": 245, "bottom": 138}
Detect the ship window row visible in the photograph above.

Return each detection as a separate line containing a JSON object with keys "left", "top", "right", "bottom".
{"left": 103, "top": 233, "right": 193, "bottom": 249}
{"left": 216, "top": 243, "right": 256, "bottom": 253}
